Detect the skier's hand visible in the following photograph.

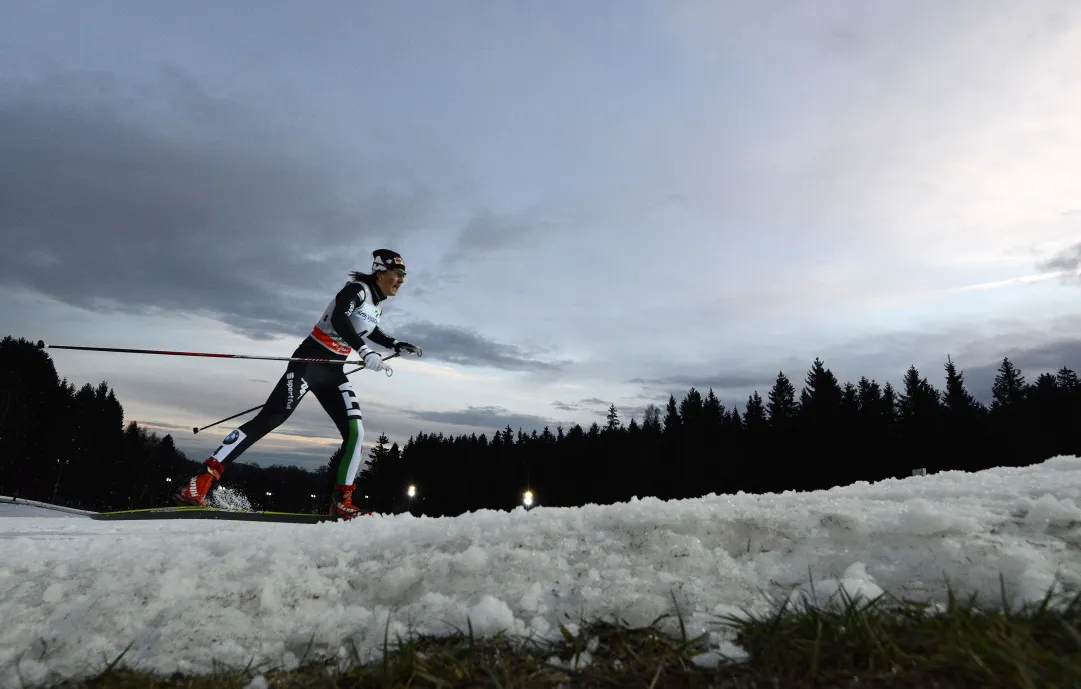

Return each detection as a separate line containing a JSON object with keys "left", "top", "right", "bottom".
{"left": 393, "top": 341, "right": 422, "bottom": 357}
{"left": 361, "top": 349, "right": 383, "bottom": 371}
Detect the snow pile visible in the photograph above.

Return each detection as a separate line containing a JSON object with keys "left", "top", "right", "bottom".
{"left": 2, "top": 456, "right": 1080, "bottom": 688}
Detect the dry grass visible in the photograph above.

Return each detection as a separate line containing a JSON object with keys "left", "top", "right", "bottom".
{"left": 36, "top": 579, "right": 1081, "bottom": 688}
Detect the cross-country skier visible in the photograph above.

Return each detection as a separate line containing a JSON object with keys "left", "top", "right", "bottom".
{"left": 173, "top": 249, "right": 422, "bottom": 519}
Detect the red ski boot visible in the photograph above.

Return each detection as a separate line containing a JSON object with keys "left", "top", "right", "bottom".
{"left": 174, "top": 458, "right": 224, "bottom": 506}
{"left": 329, "top": 483, "right": 370, "bottom": 520}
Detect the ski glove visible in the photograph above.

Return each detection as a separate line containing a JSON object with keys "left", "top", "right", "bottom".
{"left": 360, "top": 349, "right": 383, "bottom": 372}
{"left": 393, "top": 341, "right": 422, "bottom": 357}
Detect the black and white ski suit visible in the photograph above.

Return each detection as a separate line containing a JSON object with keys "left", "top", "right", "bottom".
{"left": 207, "top": 272, "right": 399, "bottom": 487}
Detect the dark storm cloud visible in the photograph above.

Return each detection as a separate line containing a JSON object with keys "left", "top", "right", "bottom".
{"left": 408, "top": 207, "right": 560, "bottom": 298}
{"left": 957, "top": 338, "right": 1081, "bottom": 403}
{"left": 0, "top": 70, "right": 441, "bottom": 340}
{"left": 621, "top": 319, "right": 1081, "bottom": 413}
{"left": 1038, "top": 241, "right": 1081, "bottom": 277}
{"left": 138, "top": 420, "right": 192, "bottom": 434}
{"left": 552, "top": 398, "right": 623, "bottom": 417}
{"left": 440, "top": 208, "right": 555, "bottom": 267}
{"left": 409, "top": 405, "right": 565, "bottom": 432}
{"left": 628, "top": 371, "right": 783, "bottom": 396}
{"left": 391, "top": 321, "right": 568, "bottom": 372}
{"left": 456, "top": 208, "right": 550, "bottom": 252}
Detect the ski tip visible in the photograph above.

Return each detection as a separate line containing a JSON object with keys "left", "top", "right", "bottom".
{"left": 192, "top": 427, "right": 200, "bottom": 434}
{"left": 36, "top": 340, "right": 45, "bottom": 349}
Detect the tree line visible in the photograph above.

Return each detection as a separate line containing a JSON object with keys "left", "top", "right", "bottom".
{"left": 2, "top": 335, "right": 1078, "bottom": 516}
{"left": 356, "top": 355, "right": 1081, "bottom": 515}
{"left": 0, "top": 336, "right": 329, "bottom": 512}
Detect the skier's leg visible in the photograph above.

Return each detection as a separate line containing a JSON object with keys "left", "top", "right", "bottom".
{"left": 208, "top": 365, "right": 308, "bottom": 467}
{"left": 306, "top": 365, "right": 367, "bottom": 518}
{"left": 175, "top": 361, "right": 307, "bottom": 505}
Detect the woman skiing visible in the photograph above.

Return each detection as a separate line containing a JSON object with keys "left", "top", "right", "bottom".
{"left": 174, "top": 249, "right": 422, "bottom": 519}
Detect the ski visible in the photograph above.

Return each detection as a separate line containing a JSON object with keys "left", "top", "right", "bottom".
{"left": 90, "top": 506, "right": 337, "bottom": 523}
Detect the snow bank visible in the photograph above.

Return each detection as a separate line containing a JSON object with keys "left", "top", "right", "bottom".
{"left": 2, "top": 457, "right": 1080, "bottom": 687}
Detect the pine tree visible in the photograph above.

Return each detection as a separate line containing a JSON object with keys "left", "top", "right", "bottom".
{"left": 1055, "top": 368, "right": 1081, "bottom": 456}
{"left": 766, "top": 371, "right": 799, "bottom": 430}
{"left": 799, "top": 358, "right": 843, "bottom": 415}
{"left": 663, "top": 395, "right": 681, "bottom": 435}
{"left": 679, "top": 388, "right": 704, "bottom": 429}
{"left": 605, "top": 404, "right": 621, "bottom": 432}
{"left": 641, "top": 404, "right": 662, "bottom": 433}
{"left": 991, "top": 357, "right": 1026, "bottom": 409}
{"left": 743, "top": 391, "right": 767, "bottom": 433}
{"left": 1056, "top": 367, "right": 1080, "bottom": 394}
{"left": 841, "top": 382, "right": 859, "bottom": 417}
{"left": 703, "top": 388, "right": 725, "bottom": 434}
{"left": 727, "top": 406, "right": 742, "bottom": 430}
{"left": 899, "top": 365, "right": 941, "bottom": 422}
{"left": 943, "top": 356, "right": 983, "bottom": 416}
{"left": 941, "top": 356, "right": 985, "bottom": 471}
{"left": 882, "top": 382, "right": 898, "bottom": 424}
{"left": 368, "top": 432, "right": 391, "bottom": 465}
{"left": 856, "top": 377, "right": 881, "bottom": 414}
{"left": 356, "top": 432, "right": 394, "bottom": 501}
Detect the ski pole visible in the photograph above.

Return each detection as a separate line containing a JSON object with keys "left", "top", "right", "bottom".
{"left": 191, "top": 352, "right": 402, "bottom": 434}
{"left": 39, "top": 341, "right": 358, "bottom": 365}
{"left": 193, "top": 402, "right": 266, "bottom": 434}
{"left": 193, "top": 365, "right": 362, "bottom": 434}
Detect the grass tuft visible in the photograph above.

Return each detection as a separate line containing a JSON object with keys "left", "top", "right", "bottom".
{"left": 36, "top": 578, "right": 1081, "bottom": 688}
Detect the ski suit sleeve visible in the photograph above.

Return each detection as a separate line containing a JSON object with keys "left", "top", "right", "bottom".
{"left": 329, "top": 282, "right": 370, "bottom": 353}
{"left": 366, "top": 326, "right": 397, "bottom": 349}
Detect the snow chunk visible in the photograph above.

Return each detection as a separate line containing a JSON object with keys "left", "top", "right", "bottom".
{"left": 465, "top": 595, "right": 517, "bottom": 636}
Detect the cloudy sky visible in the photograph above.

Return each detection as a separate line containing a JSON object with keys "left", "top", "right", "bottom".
{"left": 3, "top": 1, "right": 1080, "bottom": 471}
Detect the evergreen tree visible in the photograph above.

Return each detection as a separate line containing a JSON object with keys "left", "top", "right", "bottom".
{"left": 943, "top": 356, "right": 981, "bottom": 416}
{"left": 856, "top": 377, "right": 881, "bottom": 413}
{"left": 663, "top": 395, "right": 681, "bottom": 435}
{"left": 991, "top": 357, "right": 1026, "bottom": 409}
{"left": 941, "top": 356, "right": 985, "bottom": 471}
{"left": 799, "top": 358, "right": 843, "bottom": 416}
{"left": 641, "top": 404, "right": 662, "bottom": 434}
{"left": 766, "top": 371, "right": 799, "bottom": 429}
{"left": 1056, "top": 366, "right": 1080, "bottom": 394}
{"left": 704, "top": 389, "right": 725, "bottom": 431}
{"left": 605, "top": 404, "right": 621, "bottom": 432}
{"left": 840, "top": 382, "right": 859, "bottom": 422}
{"left": 679, "top": 388, "right": 704, "bottom": 430}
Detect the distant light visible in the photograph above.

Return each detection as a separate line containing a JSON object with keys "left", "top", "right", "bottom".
{"left": 407, "top": 484, "right": 416, "bottom": 498}
{"left": 522, "top": 490, "right": 534, "bottom": 507}
{"left": 310, "top": 494, "right": 316, "bottom": 498}
{"left": 266, "top": 491, "right": 272, "bottom": 496}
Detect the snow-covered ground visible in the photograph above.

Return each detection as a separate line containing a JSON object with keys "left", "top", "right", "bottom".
{"left": 3, "top": 457, "right": 1081, "bottom": 688}
{"left": 0, "top": 503, "right": 82, "bottom": 519}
